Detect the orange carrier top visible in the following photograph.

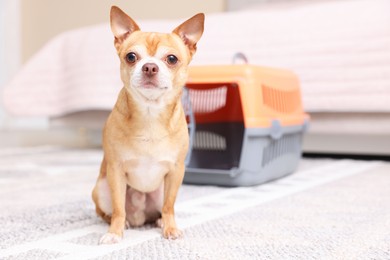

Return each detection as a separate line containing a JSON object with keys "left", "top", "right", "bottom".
{"left": 187, "top": 65, "right": 309, "bottom": 128}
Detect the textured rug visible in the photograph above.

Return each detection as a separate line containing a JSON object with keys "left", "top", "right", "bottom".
{"left": 0, "top": 147, "right": 389, "bottom": 259}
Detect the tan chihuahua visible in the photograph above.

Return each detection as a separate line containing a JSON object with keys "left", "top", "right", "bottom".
{"left": 91, "top": 6, "right": 204, "bottom": 244}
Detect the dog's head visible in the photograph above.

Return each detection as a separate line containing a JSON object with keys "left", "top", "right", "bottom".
{"left": 110, "top": 6, "right": 204, "bottom": 105}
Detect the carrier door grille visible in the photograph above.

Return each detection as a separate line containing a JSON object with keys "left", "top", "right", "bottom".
{"left": 262, "top": 134, "right": 302, "bottom": 167}
{"left": 193, "top": 131, "right": 227, "bottom": 151}
{"left": 188, "top": 86, "right": 227, "bottom": 114}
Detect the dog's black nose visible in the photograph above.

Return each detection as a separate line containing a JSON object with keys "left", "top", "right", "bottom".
{"left": 142, "top": 63, "right": 159, "bottom": 77}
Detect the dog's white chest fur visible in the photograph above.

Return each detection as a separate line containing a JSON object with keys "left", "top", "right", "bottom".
{"left": 120, "top": 139, "right": 177, "bottom": 192}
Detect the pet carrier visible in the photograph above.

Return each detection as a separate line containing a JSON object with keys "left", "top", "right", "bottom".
{"left": 183, "top": 65, "right": 309, "bottom": 186}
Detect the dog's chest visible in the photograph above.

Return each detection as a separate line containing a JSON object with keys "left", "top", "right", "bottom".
{"left": 120, "top": 138, "right": 178, "bottom": 192}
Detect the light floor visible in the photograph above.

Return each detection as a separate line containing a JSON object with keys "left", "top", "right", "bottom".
{"left": 0, "top": 147, "right": 389, "bottom": 259}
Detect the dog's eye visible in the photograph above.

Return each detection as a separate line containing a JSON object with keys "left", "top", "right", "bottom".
{"left": 166, "top": 55, "right": 178, "bottom": 65}
{"left": 126, "top": 52, "right": 137, "bottom": 63}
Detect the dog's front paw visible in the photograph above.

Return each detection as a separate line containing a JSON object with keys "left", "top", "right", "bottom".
{"left": 163, "top": 227, "right": 183, "bottom": 240}
{"left": 99, "top": 232, "right": 122, "bottom": 245}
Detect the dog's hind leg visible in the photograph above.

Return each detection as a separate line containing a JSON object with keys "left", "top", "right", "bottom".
{"left": 92, "top": 157, "right": 113, "bottom": 224}
{"left": 99, "top": 162, "right": 127, "bottom": 244}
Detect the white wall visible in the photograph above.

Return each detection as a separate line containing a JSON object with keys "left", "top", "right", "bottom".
{"left": 227, "top": 0, "right": 302, "bottom": 10}
{"left": 21, "top": 0, "right": 226, "bottom": 62}
{"left": 0, "top": 0, "right": 48, "bottom": 130}
{"left": 0, "top": 0, "right": 25, "bottom": 129}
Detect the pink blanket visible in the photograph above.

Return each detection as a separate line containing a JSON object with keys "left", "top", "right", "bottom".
{"left": 3, "top": 0, "right": 390, "bottom": 116}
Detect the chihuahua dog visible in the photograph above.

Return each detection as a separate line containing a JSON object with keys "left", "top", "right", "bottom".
{"left": 92, "top": 6, "right": 204, "bottom": 244}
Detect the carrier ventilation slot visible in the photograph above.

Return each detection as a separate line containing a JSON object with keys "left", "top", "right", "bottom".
{"left": 262, "top": 85, "right": 300, "bottom": 113}
{"left": 189, "top": 86, "right": 227, "bottom": 113}
{"left": 193, "top": 131, "right": 227, "bottom": 151}
{"left": 262, "top": 134, "right": 301, "bottom": 167}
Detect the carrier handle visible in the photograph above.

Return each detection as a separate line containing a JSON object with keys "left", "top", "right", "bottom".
{"left": 232, "top": 52, "right": 249, "bottom": 64}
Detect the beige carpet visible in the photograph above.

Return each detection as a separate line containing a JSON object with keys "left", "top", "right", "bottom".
{"left": 0, "top": 147, "right": 389, "bottom": 259}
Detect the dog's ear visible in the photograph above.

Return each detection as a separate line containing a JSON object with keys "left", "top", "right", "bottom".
{"left": 173, "top": 13, "right": 205, "bottom": 56}
{"left": 110, "top": 6, "right": 140, "bottom": 48}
